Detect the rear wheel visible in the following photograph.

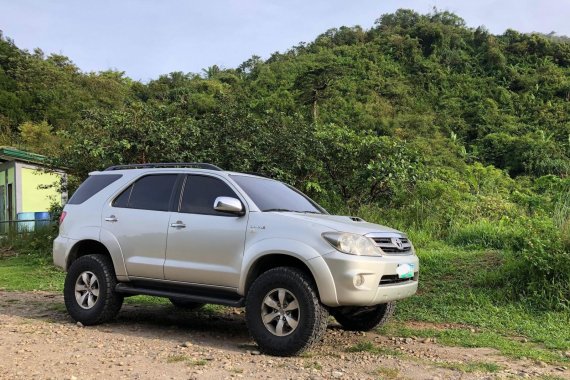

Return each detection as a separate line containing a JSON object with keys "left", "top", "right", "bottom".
{"left": 331, "top": 302, "right": 395, "bottom": 331}
{"left": 168, "top": 298, "right": 205, "bottom": 310}
{"left": 64, "top": 254, "right": 123, "bottom": 325}
{"left": 245, "top": 267, "right": 328, "bottom": 356}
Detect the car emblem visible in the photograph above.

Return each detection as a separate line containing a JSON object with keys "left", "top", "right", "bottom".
{"left": 392, "top": 237, "right": 404, "bottom": 250}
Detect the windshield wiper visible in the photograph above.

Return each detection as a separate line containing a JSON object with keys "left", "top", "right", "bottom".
{"left": 301, "top": 210, "right": 322, "bottom": 214}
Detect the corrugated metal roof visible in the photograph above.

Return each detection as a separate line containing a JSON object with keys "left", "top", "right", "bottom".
{"left": 0, "top": 147, "right": 46, "bottom": 164}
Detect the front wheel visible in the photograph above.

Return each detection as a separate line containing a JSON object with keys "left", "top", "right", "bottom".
{"left": 64, "top": 254, "right": 123, "bottom": 325}
{"left": 331, "top": 302, "right": 395, "bottom": 331}
{"left": 245, "top": 267, "right": 328, "bottom": 356}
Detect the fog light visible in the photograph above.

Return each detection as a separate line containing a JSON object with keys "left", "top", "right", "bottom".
{"left": 353, "top": 274, "right": 365, "bottom": 287}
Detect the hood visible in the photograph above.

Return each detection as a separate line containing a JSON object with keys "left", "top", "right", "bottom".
{"left": 275, "top": 212, "right": 404, "bottom": 236}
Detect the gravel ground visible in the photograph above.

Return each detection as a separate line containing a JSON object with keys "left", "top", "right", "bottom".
{"left": 0, "top": 291, "right": 568, "bottom": 380}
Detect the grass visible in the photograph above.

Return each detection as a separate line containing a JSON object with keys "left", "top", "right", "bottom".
{"left": 431, "top": 360, "right": 502, "bottom": 373}
{"left": 346, "top": 341, "right": 402, "bottom": 357}
{"left": 123, "top": 295, "right": 170, "bottom": 305}
{"left": 384, "top": 245, "right": 570, "bottom": 363}
{"left": 166, "top": 354, "right": 188, "bottom": 363}
{"left": 303, "top": 361, "right": 323, "bottom": 370}
{"left": 188, "top": 359, "right": 208, "bottom": 366}
{"left": 0, "top": 256, "right": 223, "bottom": 312}
{"left": 371, "top": 367, "right": 400, "bottom": 379}
{"left": 123, "top": 296, "right": 225, "bottom": 314}
{"left": 349, "top": 340, "right": 502, "bottom": 374}
{"left": 0, "top": 254, "right": 64, "bottom": 291}
{"left": 379, "top": 324, "right": 568, "bottom": 364}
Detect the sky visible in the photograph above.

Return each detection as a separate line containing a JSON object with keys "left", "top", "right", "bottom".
{"left": 1, "top": 0, "right": 569, "bottom": 81}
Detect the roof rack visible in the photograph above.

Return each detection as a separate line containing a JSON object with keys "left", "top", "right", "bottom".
{"left": 242, "top": 171, "right": 272, "bottom": 179}
{"left": 104, "top": 163, "right": 223, "bottom": 171}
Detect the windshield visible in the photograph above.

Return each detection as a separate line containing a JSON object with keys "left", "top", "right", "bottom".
{"left": 230, "top": 175, "right": 325, "bottom": 214}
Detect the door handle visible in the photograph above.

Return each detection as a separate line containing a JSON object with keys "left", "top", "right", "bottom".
{"left": 170, "top": 221, "right": 186, "bottom": 228}
{"left": 104, "top": 215, "right": 118, "bottom": 222}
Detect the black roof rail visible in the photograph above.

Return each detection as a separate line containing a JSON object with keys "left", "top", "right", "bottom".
{"left": 104, "top": 163, "right": 223, "bottom": 171}
{"left": 242, "top": 171, "right": 272, "bottom": 179}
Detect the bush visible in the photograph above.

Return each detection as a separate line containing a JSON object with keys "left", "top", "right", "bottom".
{"left": 0, "top": 225, "right": 57, "bottom": 257}
{"left": 501, "top": 218, "right": 570, "bottom": 311}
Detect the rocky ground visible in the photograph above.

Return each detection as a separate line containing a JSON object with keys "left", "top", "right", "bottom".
{"left": 0, "top": 291, "right": 568, "bottom": 380}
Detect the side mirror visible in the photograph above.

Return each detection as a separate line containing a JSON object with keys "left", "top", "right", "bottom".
{"left": 213, "top": 196, "right": 244, "bottom": 215}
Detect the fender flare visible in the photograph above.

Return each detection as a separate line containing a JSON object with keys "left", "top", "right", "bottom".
{"left": 239, "top": 239, "right": 338, "bottom": 305}
{"left": 66, "top": 227, "right": 128, "bottom": 279}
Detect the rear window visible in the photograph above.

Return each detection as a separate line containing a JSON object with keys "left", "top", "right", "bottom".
{"left": 68, "top": 174, "right": 122, "bottom": 205}
{"left": 112, "top": 174, "right": 178, "bottom": 211}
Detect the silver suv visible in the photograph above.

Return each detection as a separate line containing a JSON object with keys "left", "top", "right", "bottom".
{"left": 53, "top": 163, "right": 419, "bottom": 356}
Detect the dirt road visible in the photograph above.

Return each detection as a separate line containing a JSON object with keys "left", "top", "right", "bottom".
{"left": 0, "top": 291, "right": 567, "bottom": 379}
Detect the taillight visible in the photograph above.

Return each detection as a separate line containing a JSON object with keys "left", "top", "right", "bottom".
{"left": 59, "top": 211, "right": 67, "bottom": 224}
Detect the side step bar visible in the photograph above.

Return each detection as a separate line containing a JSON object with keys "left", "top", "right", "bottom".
{"left": 115, "top": 283, "right": 245, "bottom": 307}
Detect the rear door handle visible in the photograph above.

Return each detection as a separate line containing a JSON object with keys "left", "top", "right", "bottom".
{"left": 170, "top": 221, "right": 186, "bottom": 228}
{"left": 104, "top": 215, "right": 118, "bottom": 222}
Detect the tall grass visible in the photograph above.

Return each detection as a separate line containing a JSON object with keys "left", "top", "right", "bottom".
{"left": 553, "top": 190, "right": 570, "bottom": 250}
{"left": 359, "top": 195, "right": 570, "bottom": 311}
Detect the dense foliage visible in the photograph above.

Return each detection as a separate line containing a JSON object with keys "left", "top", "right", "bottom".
{"left": 0, "top": 9, "right": 569, "bottom": 310}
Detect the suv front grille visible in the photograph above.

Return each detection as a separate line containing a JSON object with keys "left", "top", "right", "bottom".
{"left": 372, "top": 237, "right": 412, "bottom": 254}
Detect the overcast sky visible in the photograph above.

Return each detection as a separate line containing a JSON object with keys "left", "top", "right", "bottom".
{"left": 1, "top": 0, "right": 568, "bottom": 81}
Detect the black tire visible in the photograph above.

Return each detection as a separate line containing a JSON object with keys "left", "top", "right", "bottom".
{"left": 168, "top": 298, "right": 205, "bottom": 310}
{"left": 64, "top": 254, "right": 123, "bottom": 326}
{"left": 331, "top": 302, "right": 395, "bottom": 331}
{"left": 245, "top": 267, "right": 328, "bottom": 356}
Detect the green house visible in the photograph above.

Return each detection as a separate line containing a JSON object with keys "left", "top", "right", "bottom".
{"left": 0, "top": 147, "right": 66, "bottom": 229}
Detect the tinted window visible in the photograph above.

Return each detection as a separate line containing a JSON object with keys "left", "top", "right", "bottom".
{"left": 112, "top": 185, "right": 132, "bottom": 208}
{"left": 114, "top": 174, "right": 177, "bottom": 211}
{"left": 180, "top": 175, "right": 239, "bottom": 216}
{"left": 68, "top": 174, "right": 122, "bottom": 205}
{"left": 230, "top": 175, "right": 324, "bottom": 213}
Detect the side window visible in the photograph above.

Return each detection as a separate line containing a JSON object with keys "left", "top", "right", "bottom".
{"left": 180, "top": 175, "right": 240, "bottom": 216}
{"left": 112, "top": 185, "right": 132, "bottom": 208}
{"left": 68, "top": 174, "right": 122, "bottom": 205}
{"left": 113, "top": 174, "right": 177, "bottom": 211}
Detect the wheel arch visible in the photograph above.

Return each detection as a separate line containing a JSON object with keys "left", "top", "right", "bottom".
{"left": 243, "top": 253, "right": 315, "bottom": 295}
{"left": 67, "top": 239, "right": 111, "bottom": 269}
{"left": 66, "top": 239, "right": 127, "bottom": 279}
{"left": 241, "top": 252, "right": 338, "bottom": 307}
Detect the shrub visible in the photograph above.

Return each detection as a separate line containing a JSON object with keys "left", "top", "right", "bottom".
{"left": 0, "top": 225, "right": 57, "bottom": 257}
{"left": 504, "top": 218, "right": 570, "bottom": 311}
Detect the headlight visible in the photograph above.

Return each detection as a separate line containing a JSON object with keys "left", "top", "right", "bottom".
{"left": 322, "top": 232, "right": 383, "bottom": 256}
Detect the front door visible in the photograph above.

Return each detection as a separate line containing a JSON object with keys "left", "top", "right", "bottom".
{"left": 101, "top": 174, "right": 178, "bottom": 279}
{"left": 164, "top": 174, "right": 248, "bottom": 288}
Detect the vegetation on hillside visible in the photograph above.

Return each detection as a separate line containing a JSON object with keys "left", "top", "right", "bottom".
{"left": 0, "top": 9, "right": 569, "bottom": 310}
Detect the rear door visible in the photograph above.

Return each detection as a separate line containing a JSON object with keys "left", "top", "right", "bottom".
{"left": 164, "top": 174, "right": 248, "bottom": 288}
{"left": 101, "top": 174, "right": 179, "bottom": 279}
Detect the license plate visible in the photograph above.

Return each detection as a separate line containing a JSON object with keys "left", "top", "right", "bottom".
{"left": 396, "top": 263, "right": 415, "bottom": 279}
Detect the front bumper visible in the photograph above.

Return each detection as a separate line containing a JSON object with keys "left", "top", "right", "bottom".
{"left": 312, "top": 250, "right": 419, "bottom": 307}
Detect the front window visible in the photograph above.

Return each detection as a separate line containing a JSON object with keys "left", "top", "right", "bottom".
{"left": 230, "top": 175, "right": 325, "bottom": 214}
{"left": 180, "top": 175, "right": 241, "bottom": 216}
